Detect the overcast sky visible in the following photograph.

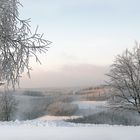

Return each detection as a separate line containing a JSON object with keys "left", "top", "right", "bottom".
{"left": 19, "top": 0, "right": 140, "bottom": 88}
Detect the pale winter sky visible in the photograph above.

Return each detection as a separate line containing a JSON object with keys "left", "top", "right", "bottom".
{"left": 19, "top": 0, "right": 140, "bottom": 88}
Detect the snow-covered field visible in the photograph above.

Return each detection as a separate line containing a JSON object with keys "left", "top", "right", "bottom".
{"left": 0, "top": 92, "right": 138, "bottom": 140}
{"left": 0, "top": 120, "right": 140, "bottom": 140}
{"left": 72, "top": 101, "right": 108, "bottom": 116}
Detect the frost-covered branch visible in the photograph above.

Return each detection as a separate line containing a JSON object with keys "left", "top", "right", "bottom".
{"left": 0, "top": 0, "right": 51, "bottom": 88}
{"left": 107, "top": 42, "right": 140, "bottom": 114}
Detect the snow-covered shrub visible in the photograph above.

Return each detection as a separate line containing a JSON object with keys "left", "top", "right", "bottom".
{"left": 67, "top": 111, "right": 140, "bottom": 126}
{"left": 0, "top": 92, "right": 17, "bottom": 121}
{"left": 47, "top": 102, "right": 78, "bottom": 116}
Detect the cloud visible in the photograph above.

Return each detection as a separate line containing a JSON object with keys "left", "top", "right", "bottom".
{"left": 20, "top": 64, "right": 109, "bottom": 88}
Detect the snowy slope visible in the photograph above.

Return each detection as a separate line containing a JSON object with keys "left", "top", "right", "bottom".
{"left": 0, "top": 120, "right": 140, "bottom": 140}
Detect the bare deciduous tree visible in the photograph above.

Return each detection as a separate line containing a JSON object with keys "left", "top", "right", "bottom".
{"left": 107, "top": 42, "right": 140, "bottom": 114}
{"left": 0, "top": 91, "right": 17, "bottom": 121}
{"left": 0, "top": 0, "right": 51, "bottom": 88}
{"left": 0, "top": 0, "right": 51, "bottom": 121}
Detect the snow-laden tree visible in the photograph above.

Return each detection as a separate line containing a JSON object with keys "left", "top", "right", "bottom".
{"left": 0, "top": 0, "right": 51, "bottom": 88}
{"left": 107, "top": 42, "right": 140, "bottom": 114}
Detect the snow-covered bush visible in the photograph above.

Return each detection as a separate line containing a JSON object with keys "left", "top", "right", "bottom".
{"left": 47, "top": 102, "right": 78, "bottom": 116}
{"left": 67, "top": 111, "right": 140, "bottom": 126}
{"left": 0, "top": 92, "right": 17, "bottom": 121}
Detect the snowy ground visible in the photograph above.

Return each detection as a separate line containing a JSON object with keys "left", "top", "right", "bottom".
{"left": 0, "top": 101, "right": 139, "bottom": 140}
{"left": 0, "top": 120, "right": 140, "bottom": 140}
{"left": 38, "top": 115, "right": 82, "bottom": 121}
